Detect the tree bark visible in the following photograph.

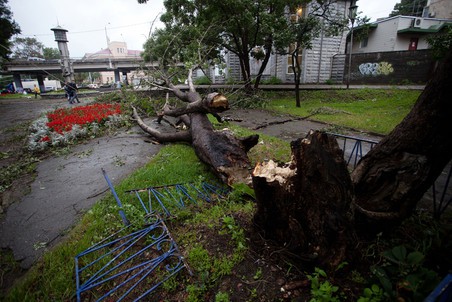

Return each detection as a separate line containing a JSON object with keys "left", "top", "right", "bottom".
{"left": 351, "top": 48, "right": 452, "bottom": 228}
{"left": 252, "top": 131, "right": 355, "bottom": 268}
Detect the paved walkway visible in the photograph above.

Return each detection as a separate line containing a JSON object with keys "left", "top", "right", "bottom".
{"left": 0, "top": 98, "right": 167, "bottom": 269}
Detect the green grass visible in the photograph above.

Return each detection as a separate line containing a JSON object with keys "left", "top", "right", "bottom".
{"left": 267, "top": 89, "right": 421, "bottom": 135}
{"left": 0, "top": 93, "right": 36, "bottom": 99}
{"left": 4, "top": 128, "right": 288, "bottom": 301}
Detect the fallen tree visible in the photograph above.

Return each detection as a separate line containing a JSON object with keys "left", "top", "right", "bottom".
{"left": 132, "top": 70, "right": 259, "bottom": 185}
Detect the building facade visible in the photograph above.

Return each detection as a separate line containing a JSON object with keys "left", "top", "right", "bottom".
{"left": 351, "top": 15, "right": 452, "bottom": 54}
{"left": 83, "top": 41, "right": 142, "bottom": 85}
{"left": 423, "top": 0, "right": 452, "bottom": 19}
{"left": 330, "top": 13, "right": 452, "bottom": 85}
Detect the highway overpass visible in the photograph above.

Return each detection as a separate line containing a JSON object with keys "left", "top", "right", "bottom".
{"left": 1, "top": 57, "right": 160, "bottom": 91}
{"left": 2, "top": 57, "right": 160, "bottom": 74}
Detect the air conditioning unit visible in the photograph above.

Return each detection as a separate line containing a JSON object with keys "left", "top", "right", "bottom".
{"left": 413, "top": 17, "right": 424, "bottom": 28}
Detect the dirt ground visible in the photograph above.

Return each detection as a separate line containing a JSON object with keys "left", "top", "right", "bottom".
{"left": 0, "top": 95, "right": 383, "bottom": 295}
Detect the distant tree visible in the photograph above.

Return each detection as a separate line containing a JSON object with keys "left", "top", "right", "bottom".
{"left": 389, "top": 0, "right": 427, "bottom": 17}
{"left": 91, "top": 72, "right": 101, "bottom": 83}
{"left": 0, "top": 0, "right": 21, "bottom": 63}
{"left": 274, "top": 2, "right": 348, "bottom": 107}
{"left": 11, "top": 37, "right": 44, "bottom": 59}
{"left": 74, "top": 72, "right": 90, "bottom": 84}
{"left": 140, "top": 0, "right": 311, "bottom": 91}
{"left": 427, "top": 25, "right": 452, "bottom": 60}
{"left": 43, "top": 47, "right": 60, "bottom": 59}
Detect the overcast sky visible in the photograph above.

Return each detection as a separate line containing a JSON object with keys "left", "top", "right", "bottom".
{"left": 8, "top": 0, "right": 399, "bottom": 58}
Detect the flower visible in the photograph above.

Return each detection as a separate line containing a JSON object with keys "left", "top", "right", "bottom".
{"left": 40, "top": 136, "right": 50, "bottom": 142}
{"left": 28, "top": 103, "right": 123, "bottom": 152}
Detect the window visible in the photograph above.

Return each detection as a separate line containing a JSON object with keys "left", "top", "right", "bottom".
{"left": 360, "top": 37, "right": 368, "bottom": 48}
{"left": 287, "top": 44, "right": 302, "bottom": 74}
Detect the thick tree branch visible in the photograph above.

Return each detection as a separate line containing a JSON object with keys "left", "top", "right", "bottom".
{"left": 163, "top": 92, "right": 229, "bottom": 118}
{"left": 351, "top": 48, "right": 452, "bottom": 226}
{"left": 132, "top": 106, "right": 192, "bottom": 143}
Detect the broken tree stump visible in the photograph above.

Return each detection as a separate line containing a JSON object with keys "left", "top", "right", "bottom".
{"left": 252, "top": 131, "right": 355, "bottom": 268}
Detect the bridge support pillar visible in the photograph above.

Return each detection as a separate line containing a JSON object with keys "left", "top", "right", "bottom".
{"left": 37, "top": 74, "right": 45, "bottom": 93}
{"left": 114, "top": 70, "right": 121, "bottom": 84}
{"left": 13, "top": 74, "right": 23, "bottom": 90}
{"left": 122, "top": 71, "right": 129, "bottom": 86}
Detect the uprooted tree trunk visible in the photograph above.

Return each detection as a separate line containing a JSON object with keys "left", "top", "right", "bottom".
{"left": 132, "top": 70, "right": 259, "bottom": 185}
{"left": 252, "top": 48, "right": 452, "bottom": 267}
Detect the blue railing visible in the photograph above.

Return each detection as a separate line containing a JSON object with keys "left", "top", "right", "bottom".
{"left": 75, "top": 178, "right": 228, "bottom": 301}
{"left": 75, "top": 215, "right": 191, "bottom": 301}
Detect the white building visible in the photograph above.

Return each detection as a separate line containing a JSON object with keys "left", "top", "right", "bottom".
{"left": 83, "top": 41, "right": 142, "bottom": 85}
{"left": 351, "top": 15, "right": 452, "bottom": 54}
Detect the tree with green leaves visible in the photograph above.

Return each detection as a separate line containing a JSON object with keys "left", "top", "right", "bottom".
{"left": 140, "top": 0, "right": 311, "bottom": 91}
{"left": 274, "top": 2, "right": 348, "bottom": 107}
{"left": 0, "top": 0, "right": 21, "bottom": 64}
{"left": 11, "top": 37, "right": 44, "bottom": 59}
{"left": 427, "top": 25, "right": 452, "bottom": 60}
{"left": 389, "top": 0, "right": 427, "bottom": 17}
{"left": 43, "top": 47, "right": 60, "bottom": 60}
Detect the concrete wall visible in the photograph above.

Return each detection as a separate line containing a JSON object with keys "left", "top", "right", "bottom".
{"left": 303, "top": 34, "right": 345, "bottom": 83}
{"left": 337, "top": 49, "right": 436, "bottom": 84}
{"left": 425, "top": 0, "right": 452, "bottom": 19}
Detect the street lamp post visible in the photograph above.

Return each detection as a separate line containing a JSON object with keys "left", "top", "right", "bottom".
{"left": 347, "top": 0, "right": 358, "bottom": 89}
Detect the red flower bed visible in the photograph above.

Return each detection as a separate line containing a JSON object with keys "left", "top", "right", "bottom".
{"left": 46, "top": 103, "right": 121, "bottom": 134}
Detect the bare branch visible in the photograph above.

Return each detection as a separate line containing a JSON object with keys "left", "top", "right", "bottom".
{"left": 132, "top": 106, "right": 192, "bottom": 143}
{"left": 187, "top": 68, "right": 196, "bottom": 92}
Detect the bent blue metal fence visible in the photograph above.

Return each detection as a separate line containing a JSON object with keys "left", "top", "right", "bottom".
{"left": 328, "top": 133, "right": 378, "bottom": 169}
{"left": 75, "top": 215, "right": 191, "bottom": 301}
{"left": 75, "top": 179, "right": 228, "bottom": 301}
{"left": 125, "top": 182, "right": 229, "bottom": 218}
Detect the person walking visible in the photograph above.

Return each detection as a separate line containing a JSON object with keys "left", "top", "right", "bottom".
{"left": 32, "top": 84, "right": 40, "bottom": 99}
{"left": 64, "top": 81, "right": 80, "bottom": 104}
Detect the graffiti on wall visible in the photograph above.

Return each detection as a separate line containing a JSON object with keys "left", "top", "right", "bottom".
{"left": 359, "top": 62, "right": 394, "bottom": 76}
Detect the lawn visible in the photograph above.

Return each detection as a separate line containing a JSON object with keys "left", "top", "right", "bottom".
{"left": 266, "top": 88, "right": 421, "bottom": 135}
